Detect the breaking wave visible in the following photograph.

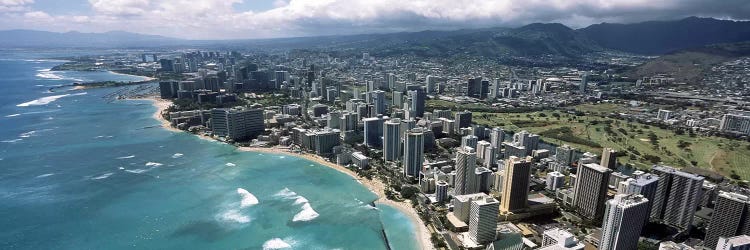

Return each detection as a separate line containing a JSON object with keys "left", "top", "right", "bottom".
{"left": 263, "top": 238, "right": 292, "bottom": 250}
{"left": 217, "top": 209, "right": 251, "bottom": 224}
{"left": 292, "top": 203, "right": 320, "bottom": 222}
{"left": 91, "top": 173, "right": 113, "bottom": 180}
{"left": 237, "top": 188, "right": 259, "bottom": 208}
{"left": 171, "top": 153, "right": 183, "bottom": 158}
{"left": 17, "top": 92, "right": 87, "bottom": 107}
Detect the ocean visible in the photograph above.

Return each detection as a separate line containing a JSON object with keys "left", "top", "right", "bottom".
{"left": 0, "top": 51, "right": 419, "bottom": 250}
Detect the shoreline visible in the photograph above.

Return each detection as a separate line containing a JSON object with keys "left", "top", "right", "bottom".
{"left": 143, "top": 96, "right": 433, "bottom": 250}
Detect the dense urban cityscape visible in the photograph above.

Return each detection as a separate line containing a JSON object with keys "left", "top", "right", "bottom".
{"left": 70, "top": 39, "right": 747, "bottom": 250}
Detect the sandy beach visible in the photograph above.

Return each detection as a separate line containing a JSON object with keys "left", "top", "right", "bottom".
{"left": 143, "top": 96, "right": 434, "bottom": 250}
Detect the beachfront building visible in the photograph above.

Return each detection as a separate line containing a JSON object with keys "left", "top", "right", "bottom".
{"left": 210, "top": 107, "right": 264, "bottom": 141}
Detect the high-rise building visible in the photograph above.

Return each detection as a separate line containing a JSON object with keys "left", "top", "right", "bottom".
{"left": 651, "top": 165, "right": 705, "bottom": 232}
{"left": 704, "top": 192, "right": 750, "bottom": 249}
{"left": 462, "top": 135, "right": 479, "bottom": 150}
{"left": 468, "top": 197, "right": 500, "bottom": 244}
{"left": 580, "top": 73, "right": 588, "bottom": 93}
{"left": 426, "top": 75, "right": 438, "bottom": 94}
{"left": 500, "top": 156, "right": 532, "bottom": 213}
{"left": 619, "top": 174, "right": 659, "bottom": 226}
{"left": 210, "top": 108, "right": 265, "bottom": 141}
{"left": 158, "top": 81, "right": 179, "bottom": 99}
{"left": 601, "top": 148, "right": 618, "bottom": 170}
{"left": 313, "top": 129, "right": 341, "bottom": 156}
{"left": 513, "top": 130, "right": 539, "bottom": 156}
{"left": 541, "top": 228, "right": 585, "bottom": 250}
{"left": 403, "top": 128, "right": 425, "bottom": 179}
{"left": 503, "top": 142, "right": 526, "bottom": 159}
{"left": 455, "top": 146, "right": 477, "bottom": 195}
{"left": 556, "top": 144, "right": 577, "bottom": 166}
{"left": 546, "top": 171, "right": 566, "bottom": 191}
{"left": 716, "top": 235, "right": 750, "bottom": 250}
{"left": 436, "top": 181, "right": 449, "bottom": 203}
{"left": 467, "top": 77, "right": 483, "bottom": 98}
{"left": 363, "top": 116, "right": 386, "bottom": 148}
{"left": 600, "top": 194, "right": 650, "bottom": 250}
{"left": 573, "top": 163, "right": 612, "bottom": 220}
{"left": 407, "top": 89, "right": 425, "bottom": 118}
{"left": 455, "top": 111, "right": 472, "bottom": 132}
{"left": 371, "top": 90, "right": 387, "bottom": 115}
{"left": 490, "top": 127, "right": 505, "bottom": 148}
{"left": 720, "top": 113, "right": 750, "bottom": 135}
{"left": 476, "top": 141, "right": 490, "bottom": 159}
{"left": 483, "top": 146, "right": 498, "bottom": 168}
{"left": 383, "top": 118, "right": 402, "bottom": 162}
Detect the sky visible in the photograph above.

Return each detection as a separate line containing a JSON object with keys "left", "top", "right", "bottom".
{"left": 0, "top": 0, "right": 749, "bottom": 40}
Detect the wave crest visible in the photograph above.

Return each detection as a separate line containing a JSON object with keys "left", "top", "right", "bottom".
{"left": 237, "top": 188, "right": 259, "bottom": 208}
{"left": 292, "top": 203, "right": 319, "bottom": 222}
{"left": 263, "top": 238, "right": 292, "bottom": 250}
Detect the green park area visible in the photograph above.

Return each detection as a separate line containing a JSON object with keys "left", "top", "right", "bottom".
{"left": 436, "top": 101, "right": 750, "bottom": 181}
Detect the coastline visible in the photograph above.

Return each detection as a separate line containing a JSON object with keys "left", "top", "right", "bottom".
{"left": 144, "top": 96, "right": 433, "bottom": 250}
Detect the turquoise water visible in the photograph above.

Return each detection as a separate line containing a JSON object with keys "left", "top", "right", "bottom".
{"left": 0, "top": 53, "right": 418, "bottom": 249}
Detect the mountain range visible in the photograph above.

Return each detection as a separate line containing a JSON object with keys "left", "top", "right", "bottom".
{"left": 2, "top": 17, "right": 750, "bottom": 58}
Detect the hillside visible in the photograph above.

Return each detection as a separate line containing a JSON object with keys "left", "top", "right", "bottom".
{"left": 627, "top": 42, "right": 750, "bottom": 83}
{"left": 580, "top": 17, "right": 750, "bottom": 55}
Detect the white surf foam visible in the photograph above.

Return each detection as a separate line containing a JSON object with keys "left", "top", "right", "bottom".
{"left": 35, "top": 69, "right": 63, "bottom": 80}
{"left": 116, "top": 155, "right": 135, "bottom": 159}
{"left": 171, "top": 153, "right": 183, "bottom": 158}
{"left": 225, "top": 162, "right": 236, "bottom": 167}
{"left": 17, "top": 92, "right": 87, "bottom": 107}
{"left": 145, "top": 162, "right": 163, "bottom": 167}
{"left": 36, "top": 173, "right": 54, "bottom": 178}
{"left": 293, "top": 203, "right": 319, "bottom": 222}
{"left": 1, "top": 139, "right": 22, "bottom": 143}
{"left": 263, "top": 238, "right": 292, "bottom": 250}
{"left": 237, "top": 188, "right": 259, "bottom": 208}
{"left": 218, "top": 209, "right": 251, "bottom": 223}
{"left": 91, "top": 172, "right": 113, "bottom": 180}
{"left": 274, "top": 187, "right": 297, "bottom": 198}
{"left": 293, "top": 196, "right": 309, "bottom": 205}
{"left": 5, "top": 113, "right": 20, "bottom": 117}
{"left": 125, "top": 168, "right": 148, "bottom": 174}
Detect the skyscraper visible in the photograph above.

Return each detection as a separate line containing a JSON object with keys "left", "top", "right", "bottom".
{"left": 455, "top": 110, "right": 472, "bottom": 132}
{"left": 436, "top": 181, "right": 449, "bottom": 203}
{"left": 363, "top": 116, "right": 386, "bottom": 148}
{"left": 573, "top": 163, "right": 612, "bottom": 220}
{"left": 546, "top": 171, "right": 566, "bottom": 191}
{"left": 651, "top": 165, "right": 705, "bottom": 232}
{"left": 619, "top": 174, "right": 659, "bottom": 226}
{"left": 704, "top": 192, "right": 750, "bottom": 249}
{"left": 513, "top": 130, "right": 539, "bottom": 156}
{"left": 490, "top": 127, "right": 505, "bottom": 148}
{"left": 501, "top": 156, "right": 532, "bottom": 213}
{"left": 462, "top": 135, "right": 478, "bottom": 150}
{"left": 467, "top": 77, "right": 483, "bottom": 98}
{"left": 371, "top": 90, "right": 387, "bottom": 115}
{"left": 407, "top": 88, "right": 425, "bottom": 118}
{"left": 383, "top": 118, "right": 401, "bottom": 162}
{"left": 555, "top": 144, "right": 577, "bottom": 166}
{"left": 468, "top": 197, "right": 500, "bottom": 244}
{"left": 455, "top": 146, "right": 477, "bottom": 195}
{"left": 601, "top": 148, "right": 618, "bottom": 170}
{"left": 403, "top": 128, "right": 425, "bottom": 179}
{"left": 600, "top": 194, "right": 650, "bottom": 250}
{"left": 210, "top": 107, "right": 265, "bottom": 141}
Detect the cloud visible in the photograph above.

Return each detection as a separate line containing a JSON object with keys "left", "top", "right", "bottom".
{"left": 1, "top": 0, "right": 749, "bottom": 39}
{"left": 0, "top": 0, "right": 33, "bottom": 12}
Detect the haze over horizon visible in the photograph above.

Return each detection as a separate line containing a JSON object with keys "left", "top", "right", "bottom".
{"left": 1, "top": 0, "right": 749, "bottom": 40}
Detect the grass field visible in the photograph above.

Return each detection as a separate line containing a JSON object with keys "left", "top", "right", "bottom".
{"left": 470, "top": 105, "right": 750, "bottom": 181}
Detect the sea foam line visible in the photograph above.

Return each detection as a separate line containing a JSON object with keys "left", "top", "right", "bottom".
{"left": 17, "top": 92, "right": 87, "bottom": 107}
